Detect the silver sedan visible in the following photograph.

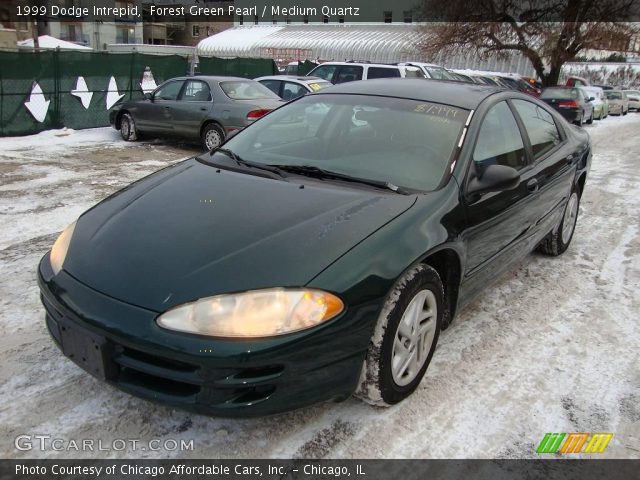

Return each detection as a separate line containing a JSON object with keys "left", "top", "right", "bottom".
{"left": 110, "top": 76, "right": 284, "bottom": 150}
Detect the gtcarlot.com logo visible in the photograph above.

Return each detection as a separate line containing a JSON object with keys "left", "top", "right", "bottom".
{"left": 15, "top": 435, "right": 194, "bottom": 452}
{"left": 536, "top": 432, "right": 613, "bottom": 454}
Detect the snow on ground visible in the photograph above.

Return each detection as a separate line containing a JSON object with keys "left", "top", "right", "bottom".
{"left": 0, "top": 116, "right": 638, "bottom": 459}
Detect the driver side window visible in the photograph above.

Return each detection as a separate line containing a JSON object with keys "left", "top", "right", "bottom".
{"left": 154, "top": 81, "right": 184, "bottom": 101}
{"left": 473, "top": 101, "right": 527, "bottom": 173}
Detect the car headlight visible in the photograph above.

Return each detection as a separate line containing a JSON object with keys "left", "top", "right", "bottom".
{"left": 50, "top": 221, "right": 76, "bottom": 275}
{"left": 156, "top": 288, "right": 344, "bottom": 338}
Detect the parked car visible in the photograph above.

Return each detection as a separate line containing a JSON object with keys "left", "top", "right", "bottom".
{"left": 399, "top": 62, "right": 457, "bottom": 80}
{"left": 583, "top": 86, "right": 609, "bottom": 120}
{"left": 255, "top": 75, "right": 332, "bottom": 101}
{"left": 307, "top": 62, "right": 426, "bottom": 84}
{"left": 593, "top": 84, "right": 614, "bottom": 91}
{"left": 605, "top": 90, "right": 629, "bottom": 115}
{"left": 495, "top": 74, "right": 541, "bottom": 97}
{"left": 623, "top": 89, "right": 640, "bottom": 111}
{"left": 540, "top": 86, "right": 594, "bottom": 126}
{"left": 40, "top": 79, "right": 591, "bottom": 416}
{"left": 109, "top": 76, "right": 283, "bottom": 151}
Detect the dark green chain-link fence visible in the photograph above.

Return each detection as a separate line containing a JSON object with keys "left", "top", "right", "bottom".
{"left": 0, "top": 50, "right": 188, "bottom": 136}
{"left": 0, "top": 51, "right": 278, "bottom": 137}
{"left": 197, "top": 57, "right": 278, "bottom": 78}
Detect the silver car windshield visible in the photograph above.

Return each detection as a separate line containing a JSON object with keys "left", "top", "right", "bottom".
{"left": 222, "top": 94, "right": 467, "bottom": 192}
{"left": 219, "top": 81, "right": 281, "bottom": 100}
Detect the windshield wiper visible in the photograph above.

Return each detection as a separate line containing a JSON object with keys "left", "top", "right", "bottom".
{"left": 268, "top": 164, "right": 409, "bottom": 194}
{"left": 212, "top": 148, "right": 286, "bottom": 178}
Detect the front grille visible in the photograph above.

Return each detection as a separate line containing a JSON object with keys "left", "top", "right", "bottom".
{"left": 42, "top": 295, "right": 285, "bottom": 408}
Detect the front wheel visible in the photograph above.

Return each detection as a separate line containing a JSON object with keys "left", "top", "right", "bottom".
{"left": 537, "top": 189, "right": 580, "bottom": 256}
{"left": 120, "top": 113, "right": 138, "bottom": 141}
{"left": 201, "top": 123, "right": 225, "bottom": 151}
{"left": 586, "top": 111, "right": 593, "bottom": 124}
{"left": 355, "top": 264, "right": 443, "bottom": 406}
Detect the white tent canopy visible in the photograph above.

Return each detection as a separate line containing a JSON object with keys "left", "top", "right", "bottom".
{"left": 18, "top": 35, "right": 92, "bottom": 51}
{"left": 196, "top": 25, "right": 426, "bottom": 63}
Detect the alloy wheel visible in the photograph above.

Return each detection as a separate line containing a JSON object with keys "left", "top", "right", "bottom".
{"left": 391, "top": 289, "right": 438, "bottom": 386}
{"left": 562, "top": 192, "right": 579, "bottom": 244}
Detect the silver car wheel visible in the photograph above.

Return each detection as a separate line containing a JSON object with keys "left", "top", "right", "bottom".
{"left": 121, "top": 118, "right": 130, "bottom": 139}
{"left": 205, "top": 128, "right": 223, "bottom": 150}
{"left": 562, "top": 192, "right": 579, "bottom": 244}
{"left": 391, "top": 289, "right": 438, "bottom": 387}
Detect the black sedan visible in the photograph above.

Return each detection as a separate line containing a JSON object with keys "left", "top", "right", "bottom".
{"left": 40, "top": 79, "right": 591, "bottom": 416}
{"left": 109, "top": 76, "right": 283, "bottom": 150}
{"left": 540, "top": 86, "right": 595, "bottom": 126}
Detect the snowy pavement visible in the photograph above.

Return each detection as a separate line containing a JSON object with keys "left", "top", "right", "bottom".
{"left": 0, "top": 118, "right": 638, "bottom": 459}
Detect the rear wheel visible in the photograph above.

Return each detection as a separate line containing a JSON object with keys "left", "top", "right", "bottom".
{"left": 201, "top": 123, "right": 225, "bottom": 151}
{"left": 537, "top": 189, "right": 580, "bottom": 256}
{"left": 623, "top": 107, "right": 628, "bottom": 116}
{"left": 574, "top": 113, "right": 583, "bottom": 127}
{"left": 120, "top": 113, "right": 138, "bottom": 141}
{"left": 355, "top": 264, "right": 443, "bottom": 406}
{"left": 586, "top": 111, "right": 593, "bottom": 124}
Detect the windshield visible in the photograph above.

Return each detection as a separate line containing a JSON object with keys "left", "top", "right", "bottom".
{"left": 542, "top": 88, "right": 579, "bottom": 99}
{"left": 219, "top": 81, "right": 280, "bottom": 100}
{"left": 221, "top": 94, "right": 467, "bottom": 192}
{"left": 605, "top": 91, "right": 622, "bottom": 99}
{"left": 425, "top": 66, "right": 455, "bottom": 80}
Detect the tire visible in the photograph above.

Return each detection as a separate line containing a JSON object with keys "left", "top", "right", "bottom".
{"left": 537, "top": 188, "right": 580, "bottom": 256}
{"left": 355, "top": 264, "right": 443, "bottom": 406}
{"left": 120, "top": 113, "right": 138, "bottom": 141}
{"left": 586, "top": 111, "right": 593, "bottom": 124}
{"left": 574, "top": 114, "right": 583, "bottom": 127}
{"left": 201, "top": 123, "right": 225, "bottom": 151}
{"left": 623, "top": 107, "right": 628, "bottom": 116}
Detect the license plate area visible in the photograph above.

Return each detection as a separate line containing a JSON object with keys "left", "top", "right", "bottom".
{"left": 58, "top": 319, "right": 118, "bottom": 381}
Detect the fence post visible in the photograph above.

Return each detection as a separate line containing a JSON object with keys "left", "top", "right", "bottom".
{"left": 53, "top": 48, "right": 62, "bottom": 129}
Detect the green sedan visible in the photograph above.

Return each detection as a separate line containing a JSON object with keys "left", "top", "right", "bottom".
{"left": 40, "top": 79, "right": 591, "bottom": 416}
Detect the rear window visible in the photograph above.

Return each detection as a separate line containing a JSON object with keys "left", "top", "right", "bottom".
{"left": 541, "top": 88, "right": 579, "bottom": 99}
{"left": 219, "top": 81, "right": 280, "bottom": 100}
{"left": 605, "top": 91, "right": 622, "bottom": 99}
{"left": 367, "top": 67, "right": 401, "bottom": 79}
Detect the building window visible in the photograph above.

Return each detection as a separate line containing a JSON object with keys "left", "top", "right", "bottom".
{"left": 116, "top": 26, "right": 135, "bottom": 44}
{"left": 323, "top": 14, "right": 329, "bottom": 23}
{"left": 384, "top": 11, "right": 392, "bottom": 23}
{"left": 254, "top": 15, "right": 259, "bottom": 25}
{"left": 303, "top": 14, "right": 309, "bottom": 24}
{"left": 403, "top": 11, "right": 412, "bottom": 23}
{"left": 192, "top": 25, "right": 200, "bottom": 37}
{"left": 239, "top": 14, "right": 243, "bottom": 25}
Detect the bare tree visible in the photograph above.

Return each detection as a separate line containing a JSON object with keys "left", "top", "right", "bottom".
{"left": 417, "top": 0, "right": 640, "bottom": 86}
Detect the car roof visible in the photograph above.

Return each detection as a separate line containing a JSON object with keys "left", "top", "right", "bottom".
{"left": 314, "top": 78, "right": 502, "bottom": 109}
{"left": 314, "top": 62, "right": 399, "bottom": 68}
{"left": 255, "top": 75, "right": 328, "bottom": 83}
{"left": 189, "top": 75, "right": 253, "bottom": 82}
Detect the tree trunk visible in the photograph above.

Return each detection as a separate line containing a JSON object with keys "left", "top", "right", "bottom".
{"left": 543, "top": 64, "right": 563, "bottom": 88}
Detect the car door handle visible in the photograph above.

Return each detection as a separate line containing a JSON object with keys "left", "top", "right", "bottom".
{"left": 200, "top": 107, "right": 207, "bottom": 111}
{"left": 526, "top": 179, "right": 539, "bottom": 192}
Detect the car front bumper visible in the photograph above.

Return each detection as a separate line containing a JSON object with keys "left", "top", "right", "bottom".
{"left": 38, "top": 253, "right": 370, "bottom": 417}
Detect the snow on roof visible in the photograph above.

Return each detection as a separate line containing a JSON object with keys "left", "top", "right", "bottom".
{"left": 196, "top": 25, "right": 427, "bottom": 64}
{"left": 197, "top": 26, "right": 284, "bottom": 58}
{"left": 17, "top": 35, "right": 92, "bottom": 51}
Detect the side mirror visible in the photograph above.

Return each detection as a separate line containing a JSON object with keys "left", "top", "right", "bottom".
{"left": 467, "top": 164, "right": 521, "bottom": 196}
{"left": 589, "top": 96, "right": 595, "bottom": 102}
{"left": 144, "top": 92, "right": 153, "bottom": 101}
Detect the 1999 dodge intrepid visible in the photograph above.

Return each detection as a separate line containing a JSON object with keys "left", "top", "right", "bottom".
{"left": 38, "top": 79, "right": 591, "bottom": 416}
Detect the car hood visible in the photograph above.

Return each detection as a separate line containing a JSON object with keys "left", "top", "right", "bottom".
{"left": 63, "top": 158, "right": 416, "bottom": 312}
